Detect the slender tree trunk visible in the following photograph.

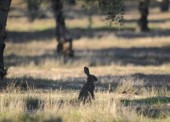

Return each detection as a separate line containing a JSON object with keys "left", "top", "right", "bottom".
{"left": 67, "top": 0, "right": 76, "bottom": 5}
{"left": 26, "top": 0, "right": 47, "bottom": 21}
{"left": 51, "top": 0, "right": 74, "bottom": 57}
{"left": 138, "top": 0, "right": 150, "bottom": 32}
{"left": 159, "top": 0, "right": 169, "bottom": 12}
{"left": 26, "top": 0, "right": 40, "bottom": 21}
{"left": 0, "top": 0, "right": 11, "bottom": 79}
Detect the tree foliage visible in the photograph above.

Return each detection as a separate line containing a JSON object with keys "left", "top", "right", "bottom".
{"left": 98, "top": 0, "right": 124, "bottom": 24}
{"left": 24, "top": 0, "right": 124, "bottom": 24}
{"left": 79, "top": 0, "right": 124, "bottom": 25}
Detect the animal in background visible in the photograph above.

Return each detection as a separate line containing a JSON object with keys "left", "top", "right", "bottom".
{"left": 78, "top": 67, "right": 97, "bottom": 103}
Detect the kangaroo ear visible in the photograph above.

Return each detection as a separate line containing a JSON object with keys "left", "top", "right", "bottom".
{"left": 84, "top": 67, "right": 90, "bottom": 76}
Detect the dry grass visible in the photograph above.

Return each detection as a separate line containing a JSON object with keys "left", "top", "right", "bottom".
{"left": 1, "top": 0, "right": 170, "bottom": 121}
{"left": 0, "top": 83, "right": 169, "bottom": 122}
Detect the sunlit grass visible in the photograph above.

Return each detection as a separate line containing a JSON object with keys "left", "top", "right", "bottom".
{"left": 0, "top": 83, "right": 169, "bottom": 122}
{"left": 2, "top": 1, "right": 170, "bottom": 121}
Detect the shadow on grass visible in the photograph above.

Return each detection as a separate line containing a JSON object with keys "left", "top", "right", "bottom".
{"left": 1, "top": 115, "right": 63, "bottom": 122}
{"left": 121, "top": 96, "right": 170, "bottom": 106}
{"left": 0, "top": 77, "right": 84, "bottom": 91}
{"left": 7, "top": 26, "right": 170, "bottom": 43}
{"left": 125, "top": 18, "right": 170, "bottom": 24}
{"left": 76, "top": 46, "right": 170, "bottom": 66}
{"left": 7, "top": 26, "right": 134, "bottom": 43}
{"left": 25, "top": 97, "right": 43, "bottom": 111}
{"left": 115, "top": 29, "right": 170, "bottom": 38}
{"left": 121, "top": 96, "right": 170, "bottom": 118}
{"left": 43, "top": 118, "right": 62, "bottom": 122}
{"left": 7, "top": 28, "right": 56, "bottom": 43}
{"left": 4, "top": 46, "right": 170, "bottom": 67}
{"left": 20, "top": 115, "right": 62, "bottom": 122}
{"left": 0, "top": 73, "right": 170, "bottom": 91}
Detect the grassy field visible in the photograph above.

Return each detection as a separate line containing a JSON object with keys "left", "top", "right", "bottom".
{"left": 1, "top": 0, "right": 170, "bottom": 121}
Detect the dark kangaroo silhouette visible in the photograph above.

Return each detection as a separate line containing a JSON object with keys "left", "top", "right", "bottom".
{"left": 78, "top": 67, "right": 97, "bottom": 103}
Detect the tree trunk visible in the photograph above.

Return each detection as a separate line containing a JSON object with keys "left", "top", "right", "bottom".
{"left": 159, "top": 0, "right": 169, "bottom": 12}
{"left": 26, "top": 0, "right": 47, "bottom": 21}
{"left": 67, "top": 0, "right": 76, "bottom": 5}
{"left": 26, "top": 0, "right": 40, "bottom": 21}
{"left": 138, "top": 0, "right": 150, "bottom": 32}
{"left": 51, "top": 0, "right": 74, "bottom": 57}
{"left": 0, "top": 0, "right": 11, "bottom": 79}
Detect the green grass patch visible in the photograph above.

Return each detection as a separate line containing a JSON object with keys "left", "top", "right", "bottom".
{"left": 121, "top": 96, "right": 170, "bottom": 106}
